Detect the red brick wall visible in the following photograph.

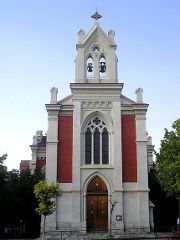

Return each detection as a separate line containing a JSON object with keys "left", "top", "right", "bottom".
{"left": 122, "top": 115, "right": 137, "bottom": 182}
{"left": 20, "top": 160, "right": 30, "bottom": 170}
{"left": 57, "top": 115, "right": 73, "bottom": 183}
{"left": 36, "top": 157, "right": 46, "bottom": 169}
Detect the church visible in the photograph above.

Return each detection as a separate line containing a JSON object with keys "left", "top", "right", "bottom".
{"left": 26, "top": 11, "right": 154, "bottom": 234}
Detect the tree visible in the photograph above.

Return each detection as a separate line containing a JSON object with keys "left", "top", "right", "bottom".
{"left": 149, "top": 167, "right": 178, "bottom": 231}
{"left": 0, "top": 167, "right": 44, "bottom": 238}
{"left": 34, "top": 180, "right": 63, "bottom": 235}
{"left": 155, "top": 119, "right": 180, "bottom": 229}
{"left": 0, "top": 153, "right": 7, "bottom": 165}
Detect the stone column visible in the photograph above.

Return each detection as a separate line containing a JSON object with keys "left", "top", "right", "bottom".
{"left": 45, "top": 87, "right": 60, "bottom": 231}
{"left": 71, "top": 100, "right": 82, "bottom": 230}
{"left": 94, "top": 54, "right": 100, "bottom": 82}
{"left": 135, "top": 110, "right": 150, "bottom": 230}
{"left": 112, "top": 100, "right": 124, "bottom": 231}
{"left": 113, "top": 100, "right": 122, "bottom": 190}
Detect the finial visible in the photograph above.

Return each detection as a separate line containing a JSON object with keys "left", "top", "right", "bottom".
{"left": 50, "top": 87, "right": 58, "bottom": 104}
{"left": 91, "top": 10, "right": 102, "bottom": 20}
{"left": 135, "top": 87, "right": 143, "bottom": 103}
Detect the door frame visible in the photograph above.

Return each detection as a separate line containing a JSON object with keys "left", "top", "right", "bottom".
{"left": 82, "top": 173, "right": 111, "bottom": 232}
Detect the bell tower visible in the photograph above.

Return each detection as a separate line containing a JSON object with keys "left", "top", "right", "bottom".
{"left": 75, "top": 11, "right": 118, "bottom": 83}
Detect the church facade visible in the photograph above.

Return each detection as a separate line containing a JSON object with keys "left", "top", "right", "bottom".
{"left": 29, "top": 13, "right": 154, "bottom": 234}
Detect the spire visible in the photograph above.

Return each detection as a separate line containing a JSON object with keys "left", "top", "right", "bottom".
{"left": 91, "top": 10, "right": 102, "bottom": 21}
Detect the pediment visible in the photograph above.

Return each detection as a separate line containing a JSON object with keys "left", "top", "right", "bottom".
{"left": 58, "top": 94, "right": 73, "bottom": 105}
{"left": 121, "top": 94, "right": 136, "bottom": 105}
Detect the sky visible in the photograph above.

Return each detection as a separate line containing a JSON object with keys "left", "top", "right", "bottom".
{"left": 0, "top": 0, "right": 179, "bottom": 170}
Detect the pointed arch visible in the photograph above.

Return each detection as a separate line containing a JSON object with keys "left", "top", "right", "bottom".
{"left": 83, "top": 172, "right": 112, "bottom": 195}
{"left": 86, "top": 55, "right": 94, "bottom": 79}
{"left": 99, "top": 55, "right": 106, "bottom": 79}
{"left": 82, "top": 172, "right": 112, "bottom": 231}
{"left": 81, "top": 111, "right": 113, "bottom": 134}
{"left": 87, "top": 175, "right": 108, "bottom": 193}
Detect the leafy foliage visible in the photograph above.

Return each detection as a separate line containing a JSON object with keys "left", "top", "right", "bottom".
{"left": 34, "top": 180, "right": 62, "bottom": 234}
{"left": 0, "top": 167, "right": 45, "bottom": 237}
{"left": 155, "top": 119, "right": 180, "bottom": 199}
{"left": 0, "top": 154, "right": 8, "bottom": 168}
{"left": 0, "top": 154, "right": 7, "bottom": 165}
{"left": 34, "top": 180, "right": 62, "bottom": 216}
{"left": 149, "top": 167, "right": 178, "bottom": 230}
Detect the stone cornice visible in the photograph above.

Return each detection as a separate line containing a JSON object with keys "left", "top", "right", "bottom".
{"left": 81, "top": 164, "right": 114, "bottom": 169}
{"left": 59, "top": 111, "right": 73, "bottom": 116}
{"left": 136, "top": 139, "right": 148, "bottom": 143}
{"left": 123, "top": 188, "right": 149, "bottom": 192}
{"left": 46, "top": 104, "right": 61, "bottom": 112}
{"left": 133, "top": 103, "right": 148, "bottom": 113}
{"left": 73, "top": 95, "right": 121, "bottom": 101}
{"left": 121, "top": 104, "right": 134, "bottom": 115}
{"left": 46, "top": 140, "right": 59, "bottom": 144}
{"left": 46, "top": 104, "right": 60, "bottom": 120}
{"left": 121, "top": 110, "right": 135, "bottom": 115}
{"left": 70, "top": 83, "right": 123, "bottom": 96}
{"left": 60, "top": 105, "right": 73, "bottom": 111}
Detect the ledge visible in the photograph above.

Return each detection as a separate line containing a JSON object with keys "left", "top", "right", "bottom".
{"left": 80, "top": 164, "right": 114, "bottom": 169}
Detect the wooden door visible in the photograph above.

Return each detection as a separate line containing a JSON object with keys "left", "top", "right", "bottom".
{"left": 87, "top": 194, "right": 108, "bottom": 231}
{"left": 97, "top": 194, "right": 108, "bottom": 230}
{"left": 86, "top": 176, "right": 108, "bottom": 231}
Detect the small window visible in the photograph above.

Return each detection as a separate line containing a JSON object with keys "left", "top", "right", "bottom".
{"left": 99, "top": 56, "right": 106, "bottom": 79}
{"left": 93, "top": 46, "right": 100, "bottom": 53}
{"left": 87, "top": 56, "right": 93, "bottom": 79}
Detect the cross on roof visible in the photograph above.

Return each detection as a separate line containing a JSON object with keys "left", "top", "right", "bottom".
{"left": 91, "top": 10, "right": 102, "bottom": 20}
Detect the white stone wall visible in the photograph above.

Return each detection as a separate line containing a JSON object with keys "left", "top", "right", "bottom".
{"left": 45, "top": 88, "right": 60, "bottom": 231}
{"left": 45, "top": 18, "right": 152, "bottom": 234}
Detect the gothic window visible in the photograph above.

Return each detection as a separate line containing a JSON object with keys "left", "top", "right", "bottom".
{"left": 85, "top": 116, "right": 109, "bottom": 165}
{"left": 85, "top": 128, "right": 91, "bottom": 164}
{"left": 99, "top": 56, "right": 106, "bottom": 79}
{"left": 87, "top": 56, "right": 93, "bottom": 79}
{"left": 102, "top": 128, "right": 109, "bottom": 164}
{"left": 94, "top": 128, "right": 100, "bottom": 164}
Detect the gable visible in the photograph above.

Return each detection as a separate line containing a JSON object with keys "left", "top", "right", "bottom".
{"left": 121, "top": 94, "right": 136, "bottom": 105}
{"left": 82, "top": 24, "right": 110, "bottom": 49}
{"left": 58, "top": 94, "right": 73, "bottom": 105}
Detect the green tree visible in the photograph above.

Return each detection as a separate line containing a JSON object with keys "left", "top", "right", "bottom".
{"left": 155, "top": 119, "right": 180, "bottom": 227}
{"left": 34, "top": 180, "right": 63, "bottom": 235}
{"left": 0, "top": 153, "right": 7, "bottom": 165}
{"left": 149, "top": 167, "right": 178, "bottom": 230}
{"left": 0, "top": 167, "right": 44, "bottom": 237}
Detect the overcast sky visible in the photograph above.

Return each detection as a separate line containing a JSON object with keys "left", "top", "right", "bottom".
{"left": 0, "top": 0, "right": 179, "bottom": 170}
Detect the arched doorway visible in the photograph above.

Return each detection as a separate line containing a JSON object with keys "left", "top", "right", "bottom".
{"left": 86, "top": 176, "right": 108, "bottom": 231}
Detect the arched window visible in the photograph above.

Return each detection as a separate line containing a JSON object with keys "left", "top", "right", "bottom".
{"left": 99, "top": 56, "right": 106, "bottom": 79}
{"left": 85, "top": 116, "right": 109, "bottom": 165}
{"left": 87, "top": 56, "right": 93, "bottom": 79}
